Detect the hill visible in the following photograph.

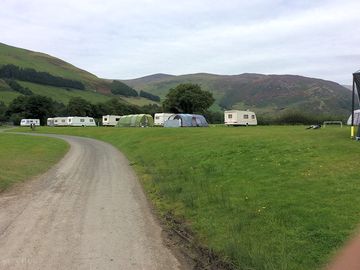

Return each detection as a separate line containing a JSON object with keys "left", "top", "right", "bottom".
{"left": 123, "top": 73, "right": 351, "bottom": 116}
{"left": 0, "top": 43, "right": 157, "bottom": 106}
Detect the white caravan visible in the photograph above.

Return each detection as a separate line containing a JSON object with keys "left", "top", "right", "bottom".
{"left": 47, "top": 118, "right": 54, "bottom": 126}
{"left": 20, "top": 119, "right": 40, "bottom": 126}
{"left": 53, "top": 117, "right": 69, "bottom": 126}
{"left": 154, "top": 113, "right": 174, "bottom": 126}
{"left": 67, "top": 116, "right": 96, "bottom": 127}
{"left": 224, "top": 110, "right": 257, "bottom": 126}
{"left": 102, "top": 115, "right": 121, "bottom": 126}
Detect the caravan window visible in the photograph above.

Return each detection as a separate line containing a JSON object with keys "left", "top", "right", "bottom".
{"left": 90, "top": 119, "right": 94, "bottom": 122}
{"left": 228, "top": 114, "right": 233, "bottom": 119}
{"left": 116, "top": 118, "right": 120, "bottom": 121}
{"left": 251, "top": 115, "right": 255, "bottom": 119}
{"left": 104, "top": 118, "right": 108, "bottom": 121}
{"left": 61, "top": 119, "right": 65, "bottom": 122}
{"left": 244, "top": 114, "right": 249, "bottom": 119}
{"left": 155, "top": 116, "right": 160, "bottom": 119}
{"left": 80, "top": 119, "right": 85, "bottom": 122}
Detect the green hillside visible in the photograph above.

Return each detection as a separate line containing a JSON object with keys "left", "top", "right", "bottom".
{"left": 123, "top": 73, "right": 351, "bottom": 116}
{"left": 0, "top": 43, "right": 157, "bottom": 106}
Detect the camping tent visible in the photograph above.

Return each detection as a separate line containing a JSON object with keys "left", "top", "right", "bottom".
{"left": 164, "top": 114, "right": 208, "bottom": 127}
{"left": 350, "top": 71, "right": 360, "bottom": 137}
{"left": 347, "top": 109, "right": 360, "bottom": 125}
{"left": 116, "top": 114, "right": 154, "bottom": 127}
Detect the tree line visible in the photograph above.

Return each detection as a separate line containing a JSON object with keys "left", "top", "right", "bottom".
{"left": 0, "top": 64, "right": 85, "bottom": 90}
{"left": 110, "top": 80, "right": 161, "bottom": 102}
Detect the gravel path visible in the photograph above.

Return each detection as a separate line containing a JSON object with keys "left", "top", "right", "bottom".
{"left": 0, "top": 134, "right": 182, "bottom": 270}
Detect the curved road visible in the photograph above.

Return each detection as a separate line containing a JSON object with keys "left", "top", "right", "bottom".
{"left": 0, "top": 134, "right": 182, "bottom": 269}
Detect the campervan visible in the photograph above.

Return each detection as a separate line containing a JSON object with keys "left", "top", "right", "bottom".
{"left": 102, "top": 115, "right": 121, "bottom": 126}
{"left": 224, "top": 110, "right": 257, "bottom": 126}
{"left": 154, "top": 113, "right": 173, "bottom": 126}
{"left": 20, "top": 119, "right": 40, "bottom": 126}
{"left": 67, "top": 116, "right": 96, "bottom": 127}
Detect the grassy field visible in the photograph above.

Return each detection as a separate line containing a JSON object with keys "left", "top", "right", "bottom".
{"left": 11, "top": 126, "right": 360, "bottom": 269}
{"left": 0, "top": 133, "right": 69, "bottom": 191}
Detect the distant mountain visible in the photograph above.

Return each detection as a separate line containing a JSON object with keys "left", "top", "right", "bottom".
{"left": 0, "top": 43, "right": 157, "bottom": 106}
{"left": 123, "top": 73, "right": 351, "bottom": 116}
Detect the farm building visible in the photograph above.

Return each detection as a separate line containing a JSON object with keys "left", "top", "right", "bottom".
{"left": 154, "top": 113, "right": 174, "bottom": 126}
{"left": 224, "top": 110, "right": 257, "bottom": 126}
{"left": 102, "top": 115, "right": 121, "bottom": 126}
{"left": 20, "top": 119, "right": 40, "bottom": 126}
{"left": 164, "top": 114, "right": 208, "bottom": 127}
{"left": 116, "top": 114, "right": 154, "bottom": 127}
{"left": 347, "top": 109, "right": 360, "bottom": 125}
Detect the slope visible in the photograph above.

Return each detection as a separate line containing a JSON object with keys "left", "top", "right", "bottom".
{"left": 123, "top": 73, "right": 351, "bottom": 116}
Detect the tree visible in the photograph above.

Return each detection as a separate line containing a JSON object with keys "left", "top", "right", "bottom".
{"left": 6, "top": 95, "right": 56, "bottom": 125}
{"left": 162, "top": 83, "right": 214, "bottom": 113}
{"left": 67, "top": 97, "right": 93, "bottom": 116}
{"left": 110, "top": 81, "right": 138, "bottom": 97}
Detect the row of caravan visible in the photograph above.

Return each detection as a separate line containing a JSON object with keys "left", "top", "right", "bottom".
{"left": 21, "top": 110, "right": 259, "bottom": 127}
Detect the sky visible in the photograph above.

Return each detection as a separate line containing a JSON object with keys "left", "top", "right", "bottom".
{"left": 1, "top": 0, "right": 359, "bottom": 84}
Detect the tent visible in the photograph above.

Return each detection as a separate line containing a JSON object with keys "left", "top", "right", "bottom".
{"left": 116, "top": 114, "right": 154, "bottom": 127}
{"left": 164, "top": 114, "right": 208, "bottom": 127}
{"left": 350, "top": 71, "right": 360, "bottom": 137}
{"left": 347, "top": 109, "right": 360, "bottom": 125}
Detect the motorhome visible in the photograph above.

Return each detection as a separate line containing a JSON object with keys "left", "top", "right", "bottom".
{"left": 224, "top": 110, "right": 257, "bottom": 126}
{"left": 67, "top": 116, "right": 96, "bottom": 127}
{"left": 102, "top": 115, "right": 121, "bottom": 126}
{"left": 20, "top": 119, "right": 40, "bottom": 126}
{"left": 154, "top": 113, "right": 174, "bottom": 126}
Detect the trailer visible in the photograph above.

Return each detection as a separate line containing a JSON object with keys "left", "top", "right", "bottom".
{"left": 102, "top": 115, "right": 121, "bottom": 126}
{"left": 20, "top": 119, "right": 40, "bottom": 126}
{"left": 67, "top": 116, "right": 96, "bottom": 127}
{"left": 53, "top": 117, "right": 69, "bottom": 126}
{"left": 154, "top": 113, "right": 174, "bottom": 126}
{"left": 47, "top": 118, "right": 54, "bottom": 126}
{"left": 224, "top": 110, "right": 257, "bottom": 126}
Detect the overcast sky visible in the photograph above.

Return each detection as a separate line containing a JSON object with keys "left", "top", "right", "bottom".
{"left": 1, "top": 0, "right": 359, "bottom": 84}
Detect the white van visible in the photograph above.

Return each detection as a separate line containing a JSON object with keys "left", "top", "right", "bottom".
{"left": 67, "top": 116, "right": 96, "bottom": 127}
{"left": 102, "top": 115, "right": 121, "bottom": 126}
{"left": 20, "top": 119, "right": 40, "bottom": 126}
{"left": 224, "top": 110, "right": 257, "bottom": 126}
{"left": 154, "top": 113, "right": 174, "bottom": 126}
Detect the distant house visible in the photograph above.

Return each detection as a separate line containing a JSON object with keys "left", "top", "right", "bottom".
{"left": 224, "top": 110, "right": 257, "bottom": 126}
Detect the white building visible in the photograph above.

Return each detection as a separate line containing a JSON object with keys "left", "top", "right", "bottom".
{"left": 102, "top": 115, "right": 121, "bottom": 126}
{"left": 154, "top": 113, "right": 174, "bottom": 126}
{"left": 20, "top": 119, "right": 40, "bottom": 126}
{"left": 224, "top": 110, "right": 257, "bottom": 126}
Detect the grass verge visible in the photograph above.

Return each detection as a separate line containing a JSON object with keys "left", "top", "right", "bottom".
{"left": 0, "top": 133, "right": 69, "bottom": 191}
{"left": 11, "top": 126, "right": 360, "bottom": 269}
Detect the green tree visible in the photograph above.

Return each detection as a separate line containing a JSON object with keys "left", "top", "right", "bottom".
{"left": 163, "top": 83, "right": 214, "bottom": 113}
{"left": 6, "top": 95, "right": 56, "bottom": 125}
{"left": 67, "top": 97, "right": 93, "bottom": 116}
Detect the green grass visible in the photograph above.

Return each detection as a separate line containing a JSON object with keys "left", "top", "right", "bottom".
{"left": 0, "top": 133, "right": 69, "bottom": 191}
{"left": 11, "top": 126, "right": 360, "bottom": 269}
{"left": 0, "top": 90, "right": 21, "bottom": 105}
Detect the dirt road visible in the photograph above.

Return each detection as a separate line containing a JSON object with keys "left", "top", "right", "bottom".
{"left": 0, "top": 134, "right": 182, "bottom": 270}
